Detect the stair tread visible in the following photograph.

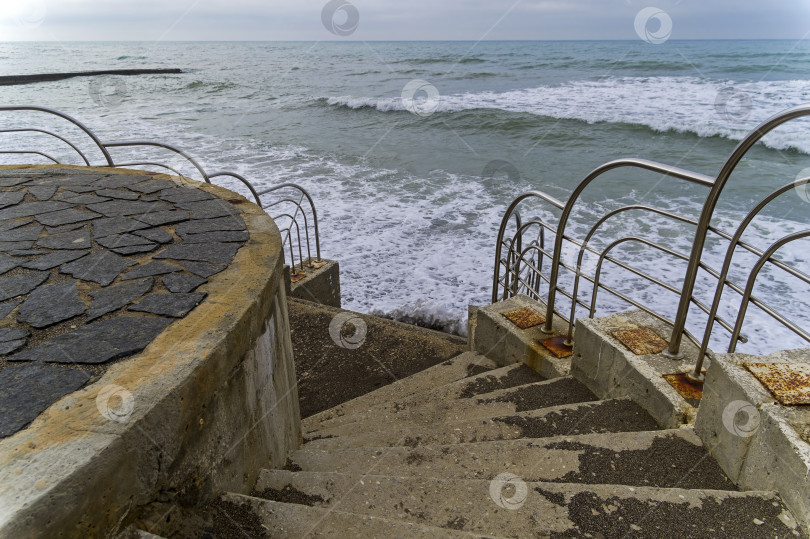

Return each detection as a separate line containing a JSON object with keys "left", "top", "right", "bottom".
{"left": 253, "top": 470, "right": 804, "bottom": 538}
{"left": 303, "top": 351, "right": 497, "bottom": 431}
{"left": 304, "top": 397, "right": 660, "bottom": 450}
{"left": 289, "top": 427, "right": 736, "bottom": 490}
{"left": 308, "top": 375, "right": 597, "bottom": 438}
{"left": 306, "top": 360, "right": 545, "bottom": 434}
{"left": 221, "top": 493, "right": 500, "bottom": 538}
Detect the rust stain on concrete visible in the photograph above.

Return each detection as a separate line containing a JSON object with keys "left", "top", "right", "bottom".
{"left": 747, "top": 362, "right": 810, "bottom": 405}
{"left": 502, "top": 307, "right": 546, "bottom": 329}
{"left": 663, "top": 372, "right": 705, "bottom": 403}
{"left": 541, "top": 335, "right": 573, "bottom": 358}
{"left": 612, "top": 327, "right": 668, "bottom": 356}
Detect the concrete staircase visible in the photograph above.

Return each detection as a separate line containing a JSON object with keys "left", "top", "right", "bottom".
{"left": 199, "top": 350, "right": 803, "bottom": 538}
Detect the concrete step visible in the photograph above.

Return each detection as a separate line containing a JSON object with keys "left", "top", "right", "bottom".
{"left": 221, "top": 493, "right": 501, "bottom": 538}
{"left": 307, "top": 361, "right": 545, "bottom": 434}
{"left": 302, "top": 351, "right": 497, "bottom": 432}
{"left": 253, "top": 470, "right": 804, "bottom": 538}
{"left": 303, "top": 398, "right": 660, "bottom": 450}
{"left": 308, "top": 376, "right": 597, "bottom": 439}
{"left": 289, "top": 428, "right": 737, "bottom": 490}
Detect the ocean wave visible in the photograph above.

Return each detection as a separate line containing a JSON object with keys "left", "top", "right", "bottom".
{"left": 323, "top": 76, "right": 810, "bottom": 153}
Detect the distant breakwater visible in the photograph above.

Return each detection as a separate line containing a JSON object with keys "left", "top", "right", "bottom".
{"left": 0, "top": 68, "right": 182, "bottom": 86}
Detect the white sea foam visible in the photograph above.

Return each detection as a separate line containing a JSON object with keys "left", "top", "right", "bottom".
{"left": 327, "top": 76, "right": 810, "bottom": 153}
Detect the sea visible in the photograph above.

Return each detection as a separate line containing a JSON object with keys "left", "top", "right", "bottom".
{"left": 1, "top": 40, "right": 809, "bottom": 356}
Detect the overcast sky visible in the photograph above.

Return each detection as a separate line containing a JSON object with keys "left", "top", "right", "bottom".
{"left": 0, "top": 0, "right": 808, "bottom": 41}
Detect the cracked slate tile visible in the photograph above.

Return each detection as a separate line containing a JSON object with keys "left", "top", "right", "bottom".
{"left": 178, "top": 230, "right": 249, "bottom": 243}
{"left": 92, "top": 216, "right": 150, "bottom": 238}
{"left": 45, "top": 222, "right": 86, "bottom": 234}
{"left": 177, "top": 261, "right": 226, "bottom": 278}
{"left": 35, "top": 208, "right": 102, "bottom": 227}
{"left": 27, "top": 185, "right": 57, "bottom": 201}
{"left": 86, "top": 199, "right": 172, "bottom": 217}
{"left": 129, "top": 292, "right": 206, "bottom": 318}
{"left": 109, "top": 244, "right": 159, "bottom": 255}
{"left": 60, "top": 251, "right": 136, "bottom": 286}
{"left": 95, "top": 188, "right": 140, "bottom": 200}
{"left": 134, "top": 210, "right": 190, "bottom": 227}
{"left": 158, "top": 187, "right": 216, "bottom": 204}
{"left": 3, "top": 224, "right": 43, "bottom": 241}
{"left": 59, "top": 193, "right": 110, "bottom": 205}
{"left": 178, "top": 199, "right": 240, "bottom": 219}
{"left": 0, "top": 241, "right": 35, "bottom": 251}
{"left": 86, "top": 277, "right": 153, "bottom": 321}
{"left": 0, "top": 363, "right": 90, "bottom": 437}
{"left": 0, "top": 254, "right": 20, "bottom": 276}
{"left": 96, "top": 233, "right": 155, "bottom": 249}
{"left": 129, "top": 179, "right": 178, "bottom": 193}
{"left": 36, "top": 228, "right": 92, "bottom": 250}
{"left": 133, "top": 228, "right": 173, "bottom": 244}
{"left": 0, "top": 271, "right": 49, "bottom": 302}
{"left": 162, "top": 273, "right": 206, "bottom": 293}
{"left": 153, "top": 242, "right": 241, "bottom": 265}
{"left": 8, "top": 316, "right": 173, "bottom": 365}
{"left": 17, "top": 280, "right": 86, "bottom": 328}
{"left": 0, "top": 217, "right": 34, "bottom": 232}
{"left": 21, "top": 250, "right": 89, "bottom": 271}
{"left": 0, "top": 201, "right": 73, "bottom": 220}
{"left": 121, "top": 261, "right": 180, "bottom": 280}
{"left": 0, "top": 299, "right": 23, "bottom": 319}
{"left": 0, "top": 177, "right": 32, "bottom": 187}
{"left": 174, "top": 216, "right": 246, "bottom": 235}
{"left": 0, "top": 190, "right": 25, "bottom": 209}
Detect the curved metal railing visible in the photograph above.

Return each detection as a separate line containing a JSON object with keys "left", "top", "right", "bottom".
{"left": 0, "top": 106, "right": 322, "bottom": 280}
{"left": 494, "top": 104, "right": 810, "bottom": 379}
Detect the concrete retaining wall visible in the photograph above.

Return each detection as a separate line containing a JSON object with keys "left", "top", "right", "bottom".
{"left": 0, "top": 177, "right": 301, "bottom": 537}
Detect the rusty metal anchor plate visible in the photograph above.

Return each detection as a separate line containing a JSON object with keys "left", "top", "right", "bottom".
{"left": 541, "top": 335, "right": 573, "bottom": 358}
{"left": 289, "top": 272, "right": 306, "bottom": 283}
{"left": 746, "top": 362, "right": 810, "bottom": 405}
{"left": 308, "top": 260, "right": 328, "bottom": 270}
{"left": 612, "top": 327, "right": 668, "bottom": 356}
{"left": 502, "top": 307, "right": 546, "bottom": 329}
{"left": 663, "top": 371, "right": 706, "bottom": 406}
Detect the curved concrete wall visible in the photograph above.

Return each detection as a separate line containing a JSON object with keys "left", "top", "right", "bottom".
{"left": 0, "top": 169, "right": 301, "bottom": 537}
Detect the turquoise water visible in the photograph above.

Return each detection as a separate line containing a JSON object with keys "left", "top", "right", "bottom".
{"left": 1, "top": 40, "right": 809, "bottom": 353}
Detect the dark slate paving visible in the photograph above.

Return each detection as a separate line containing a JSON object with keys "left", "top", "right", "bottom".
{"left": 0, "top": 217, "right": 33, "bottom": 232}
{"left": 4, "top": 224, "right": 44, "bottom": 241}
{"left": 134, "top": 228, "right": 173, "bottom": 244}
{"left": 0, "top": 190, "right": 25, "bottom": 209}
{"left": 175, "top": 215, "right": 246, "bottom": 235}
{"left": 8, "top": 250, "right": 47, "bottom": 256}
{"left": 21, "top": 250, "right": 88, "bottom": 271}
{"left": 86, "top": 277, "right": 154, "bottom": 321}
{"left": 56, "top": 184, "right": 98, "bottom": 193}
{"left": 178, "top": 199, "right": 241, "bottom": 219}
{"left": 163, "top": 273, "right": 206, "bottom": 293}
{"left": 91, "top": 175, "right": 138, "bottom": 189}
{"left": 134, "top": 210, "right": 190, "bottom": 227}
{"left": 0, "top": 254, "right": 20, "bottom": 275}
{"left": 178, "top": 230, "right": 250, "bottom": 244}
{"left": 92, "top": 216, "right": 150, "bottom": 238}
{"left": 0, "top": 299, "right": 22, "bottom": 319}
{"left": 17, "top": 281, "right": 86, "bottom": 328}
{"left": 0, "top": 177, "right": 31, "bottom": 187}
{"left": 129, "top": 179, "right": 178, "bottom": 194}
{"left": 95, "top": 188, "right": 139, "bottom": 200}
{"left": 0, "top": 241, "right": 35, "bottom": 251}
{"left": 178, "top": 261, "right": 227, "bottom": 278}
{"left": 60, "top": 193, "right": 110, "bottom": 205}
{"left": 37, "top": 228, "right": 92, "bottom": 250}
{"left": 8, "top": 317, "right": 172, "bottom": 364}
{"left": 0, "top": 272, "right": 49, "bottom": 302}
{"left": 35, "top": 208, "right": 102, "bottom": 227}
{"left": 0, "top": 363, "right": 90, "bottom": 438}
{"left": 96, "top": 233, "right": 155, "bottom": 250}
{"left": 121, "top": 261, "right": 179, "bottom": 280}
{"left": 0, "top": 201, "right": 72, "bottom": 220}
{"left": 0, "top": 328, "right": 29, "bottom": 355}
{"left": 153, "top": 243, "right": 241, "bottom": 264}
{"left": 27, "top": 184, "right": 57, "bottom": 201}
{"left": 86, "top": 200, "right": 172, "bottom": 217}
{"left": 159, "top": 187, "right": 216, "bottom": 204}
{"left": 110, "top": 244, "right": 159, "bottom": 255}
{"left": 60, "top": 251, "right": 136, "bottom": 286}
{"left": 45, "top": 222, "right": 86, "bottom": 234}
{"left": 129, "top": 292, "right": 206, "bottom": 318}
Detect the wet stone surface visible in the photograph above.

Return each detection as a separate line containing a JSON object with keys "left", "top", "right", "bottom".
{"left": 0, "top": 168, "right": 248, "bottom": 438}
